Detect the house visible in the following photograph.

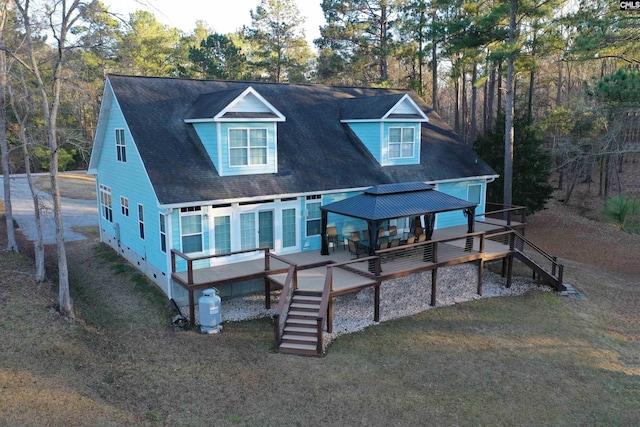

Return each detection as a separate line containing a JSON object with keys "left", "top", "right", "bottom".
{"left": 88, "top": 75, "right": 498, "bottom": 304}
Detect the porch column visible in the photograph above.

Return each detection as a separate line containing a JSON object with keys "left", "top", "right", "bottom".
{"left": 425, "top": 213, "right": 435, "bottom": 240}
{"left": 321, "top": 210, "right": 329, "bottom": 255}
{"left": 466, "top": 206, "right": 476, "bottom": 233}
{"left": 367, "top": 220, "right": 380, "bottom": 256}
{"left": 465, "top": 207, "right": 476, "bottom": 251}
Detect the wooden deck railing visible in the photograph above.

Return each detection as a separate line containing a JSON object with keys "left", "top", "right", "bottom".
{"left": 171, "top": 246, "right": 274, "bottom": 285}
{"left": 480, "top": 202, "right": 527, "bottom": 226}
{"left": 272, "top": 264, "right": 298, "bottom": 347}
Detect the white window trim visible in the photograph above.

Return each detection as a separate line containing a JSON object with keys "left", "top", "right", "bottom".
{"left": 179, "top": 207, "right": 204, "bottom": 254}
{"left": 305, "top": 195, "right": 322, "bottom": 238}
{"left": 99, "top": 184, "right": 113, "bottom": 223}
{"left": 467, "top": 183, "right": 482, "bottom": 205}
{"left": 388, "top": 126, "right": 416, "bottom": 159}
{"left": 137, "top": 203, "right": 145, "bottom": 240}
{"left": 120, "top": 196, "right": 129, "bottom": 217}
{"left": 159, "top": 213, "right": 167, "bottom": 253}
{"left": 115, "top": 128, "right": 126, "bottom": 163}
{"left": 228, "top": 128, "right": 268, "bottom": 167}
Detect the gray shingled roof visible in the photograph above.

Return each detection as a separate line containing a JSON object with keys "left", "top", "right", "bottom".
{"left": 105, "top": 75, "right": 497, "bottom": 206}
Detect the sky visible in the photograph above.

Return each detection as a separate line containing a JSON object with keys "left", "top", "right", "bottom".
{"left": 103, "top": 0, "right": 325, "bottom": 46}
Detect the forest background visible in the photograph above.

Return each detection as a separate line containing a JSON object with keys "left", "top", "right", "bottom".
{"left": 2, "top": 0, "right": 640, "bottom": 206}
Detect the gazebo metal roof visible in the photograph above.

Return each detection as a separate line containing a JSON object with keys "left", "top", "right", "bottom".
{"left": 319, "top": 182, "right": 478, "bottom": 256}
{"left": 320, "top": 182, "right": 476, "bottom": 221}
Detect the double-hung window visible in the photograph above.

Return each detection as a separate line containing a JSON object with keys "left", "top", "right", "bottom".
{"left": 115, "top": 129, "right": 126, "bottom": 162}
{"left": 229, "top": 128, "right": 267, "bottom": 166}
{"left": 389, "top": 127, "right": 415, "bottom": 159}
{"left": 180, "top": 207, "right": 203, "bottom": 253}
{"left": 159, "top": 214, "right": 167, "bottom": 253}
{"left": 138, "top": 204, "right": 145, "bottom": 240}
{"left": 99, "top": 185, "right": 113, "bottom": 222}
{"left": 120, "top": 196, "right": 129, "bottom": 217}
{"left": 305, "top": 195, "right": 321, "bottom": 237}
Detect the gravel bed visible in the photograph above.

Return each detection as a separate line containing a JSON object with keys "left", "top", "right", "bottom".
{"left": 187, "top": 264, "right": 550, "bottom": 348}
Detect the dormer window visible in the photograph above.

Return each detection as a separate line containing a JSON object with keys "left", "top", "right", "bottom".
{"left": 229, "top": 128, "right": 268, "bottom": 166}
{"left": 389, "top": 127, "right": 415, "bottom": 159}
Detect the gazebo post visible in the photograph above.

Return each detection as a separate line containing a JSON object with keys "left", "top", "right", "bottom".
{"left": 320, "top": 211, "right": 329, "bottom": 255}
{"left": 465, "top": 206, "right": 476, "bottom": 251}
{"left": 367, "top": 220, "right": 380, "bottom": 273}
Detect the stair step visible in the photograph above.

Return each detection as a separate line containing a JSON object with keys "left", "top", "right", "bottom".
{"left": 293, "top": 290, "right": 323, "bottom": 297}
{"left": 282, "top": 334, "right": 317, "bottom": 343}
{"left": 285, "top": 318, "right": 317, "bottom": 326}
{"left": 279, "top": 342, "right": 318, "bottom": 356}
{"left": 292, "top": 295, "right": 322, "bottom": 302}
{"left": 290, "top": 302, "right": 320, "bottom": 310}
{"left": 284, "top": 325, "right": 317, "bottom": 335}
{"left": 288, "top": 310, "right": 319, "bottom": 318}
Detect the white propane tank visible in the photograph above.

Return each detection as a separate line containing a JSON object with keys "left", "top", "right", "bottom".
{"left": 198, "top": 288, "right": 222, "bottom": 334}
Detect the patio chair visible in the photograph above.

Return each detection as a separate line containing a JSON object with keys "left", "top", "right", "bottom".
{"left": 406, "top": 235, "right": 416, "bottom": 245}
{"left": 348, "top": 239, "right": 368, "bottom": 258}
{"left": 327, "top": 226, "right": 340, "bottom": 251}
{"left": 415, "top": 226, "right": 423, "bottom": 237}
{"left": 390, "top": 238, "right": 401, "bottom": 247}
{"left": 351, "top": 231, "right": 361, "bottom": 242}
{"left": 417, "top": 233, "right": 426, "bottom": 242}
{"left": 362, "top": 229, "right": 370, "bottom": 242}
{"left": 378, "top": 240, "right": 389, "bottom": 250}
{"left": 389, "top": 225, "right": 397, "bottom": 236}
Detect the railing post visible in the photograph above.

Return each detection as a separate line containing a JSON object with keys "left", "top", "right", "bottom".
{"left": 188, "top": 289, "right": 195, "bottom": 328}
{"left": 171, "top": 251, "right": 176, "bottom": 273}
{"left": 552, "top": 256, "right": 557, "bottom": 276}
{"left": 264, "top": 248, "right": 271, "bottom": 271}
{"left": 557, "top": 264, "right": 564, "bottom": 291}
{"left": 273, "top": 314, "right": 281, "bottom": 346}
{"left": 187, "top": 259, "right": 194, "bottom": 285}
{"left": 316, "top": 318, "right": 323, "bottom": 354}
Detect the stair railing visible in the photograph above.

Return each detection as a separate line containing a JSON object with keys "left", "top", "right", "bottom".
{"left": 511, "top": 231, "right": 565, "bottom": 291}
{"left": 316, "top": 265, "right": 335, "bottom": 354}
{"left": 272, "top": 264, "right": 298, "bottom": 347}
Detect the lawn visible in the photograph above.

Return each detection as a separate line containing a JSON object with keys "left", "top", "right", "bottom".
{"left": 0, "top": 176, "right": 639, "bottom": 426}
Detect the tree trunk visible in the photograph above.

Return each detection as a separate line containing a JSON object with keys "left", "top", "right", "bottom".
{"left": 0, "top": 2, "right": 18, "bottom": 252}
{"left": 556, "top": 60, "right": 563, "bottom": 107}
{"left": 431, "top": 9, "right": 438, "bottom": 112}
{"left": 454, "top": 76, "right": 460, "bottom": 134}
{"left": 504, "top": 0, "right": 517, "bottom": 208}
{"left": 470, "top": 63, "right": 478, "bottom": 146}
{"left": 497, "top": 61, "right": 503, "bottom": 116}
{"left": 462, "top": 69, "right": 467, "bottom": 144}
{"left": 487, "top": 63, "right": 496, "bottom": 134}
{"left": 14, "top": 0, "right": 78, "bottom": 318}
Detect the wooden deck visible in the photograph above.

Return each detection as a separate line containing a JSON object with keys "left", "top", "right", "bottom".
{"left": 171, "top": 219, "right": 521, "bottom": 327}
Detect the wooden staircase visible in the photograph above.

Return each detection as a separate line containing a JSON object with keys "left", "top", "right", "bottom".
{"left": 278, "top": 290, "right": 323, "bottom": 356}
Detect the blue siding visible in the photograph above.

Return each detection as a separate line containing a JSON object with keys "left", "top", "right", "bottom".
{"left": 192, "top": 123, "right": 219, "bottom": 170}
{"left": 347, "top": 122, "right": 421, "bottom": 166}
{"left": 95, "top": 94, "right": 167, "bottom": 276}
{"left": 347, "top": 123, "right": 382, "bottom": 162}
{"left": 435, "top": 180, "right": 486, "bottom": 228}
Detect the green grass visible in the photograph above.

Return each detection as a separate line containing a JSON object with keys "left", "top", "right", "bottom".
{"left": 2, "top": 239, "right": 639, "bottom": 426}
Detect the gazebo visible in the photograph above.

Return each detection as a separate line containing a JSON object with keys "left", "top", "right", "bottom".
{"left": 319, "top": 182, "right": 477, "bottom": 256}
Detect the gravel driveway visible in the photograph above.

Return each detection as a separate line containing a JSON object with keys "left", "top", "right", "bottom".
{"left": 0, "top": 173, "right": 98, "bottom": 244}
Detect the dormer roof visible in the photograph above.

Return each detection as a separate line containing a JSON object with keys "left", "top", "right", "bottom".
{"left": 184, "top": 86, "right": 285, "bottom": 123}
{"left": 340, "top": 93, "right": 428, "bottom": 122}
